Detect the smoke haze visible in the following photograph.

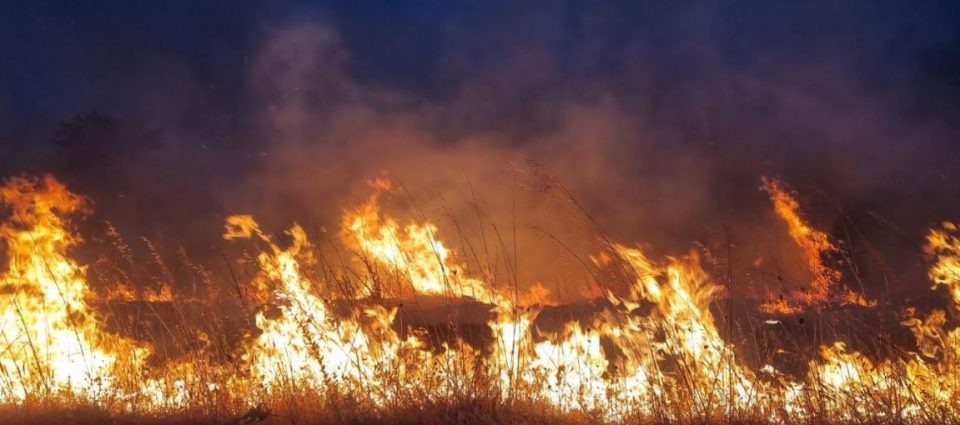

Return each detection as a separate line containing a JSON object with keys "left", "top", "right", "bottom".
{"left": 2, "top": 1, "right": 960, "bottom": 304}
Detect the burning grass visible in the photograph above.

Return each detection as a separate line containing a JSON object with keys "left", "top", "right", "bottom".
{"left": 0, "top": 174, "right": 959, "bottom": 424}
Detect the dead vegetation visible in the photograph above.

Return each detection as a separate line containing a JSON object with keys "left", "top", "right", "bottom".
{"left": 1, "top": 175, "right": 960, "bottom": 425}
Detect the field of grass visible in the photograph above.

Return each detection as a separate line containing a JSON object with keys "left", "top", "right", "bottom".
{"left": 2, "top": 175, "right": 960, "bottom": 425}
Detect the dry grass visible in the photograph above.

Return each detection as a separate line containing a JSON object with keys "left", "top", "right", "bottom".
{"left": 3, "top": 175, "right": 960, "bottom": 425}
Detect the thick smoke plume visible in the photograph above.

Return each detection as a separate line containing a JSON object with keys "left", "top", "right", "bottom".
{"left": 2, "top": 2, "right": 959, "bottom": 306}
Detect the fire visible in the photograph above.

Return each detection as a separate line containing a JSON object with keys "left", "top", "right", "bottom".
{"left": 225, "top": 215, "right": 392, "bottom": 393}
{"left": 343, "top": 181, "right": 509, "bottom": 306}
{"left": 927, "top": 222, "right": 960, "bottom": 307}
{"left": 224, "top": 213, "right": 475, "bottom": 409}
{"left": 760, "top": 176, "right": 874, "bottom": 314}
{"left": 0, "top": 176, "right": 147, "bottom": 401}
{"left": 599, "top": 246, "right": 757, "bottom": 418}
{"left": 1, "top": 174, "right": 960, "bottom": 423}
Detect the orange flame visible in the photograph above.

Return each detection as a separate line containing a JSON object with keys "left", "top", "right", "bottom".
{"left": 0, "top": 174, "right": 958, "bottom": 423}
{"left": 342, "top": 182, "right": 509, "bottom": 306}
{"left": 0, "top": 176, "right": 149, "bottom": 401}
{"left": 760, "top": 176, "right": 873, "bottom": 314}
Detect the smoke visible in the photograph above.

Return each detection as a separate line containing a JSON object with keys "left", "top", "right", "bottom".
{"left": 2, "top": 1, "right": 960, "bottom": 304}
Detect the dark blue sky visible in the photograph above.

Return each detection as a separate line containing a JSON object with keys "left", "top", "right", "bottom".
{"left": 3, "top": 1, "right": 958, "bottom": 140}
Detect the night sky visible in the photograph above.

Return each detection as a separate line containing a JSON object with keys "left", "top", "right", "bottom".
{"left": 2, "top": 1, "right": 960, "bottom": 300}
{"left": 4, "top": 2, "right": 959, "bottom": 148}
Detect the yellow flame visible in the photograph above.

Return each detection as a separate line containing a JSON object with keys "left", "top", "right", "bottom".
{"left": 927, "top": 222, "right": 960, "bottom": 307}
{"left": 343, "top": 183, "right": 508, "bottom": 306}
{"left": 0, "top": 176, "right": 148, "bottom": 401}
{"left": 2, "top": 174, "right": 959, "bottom": 423}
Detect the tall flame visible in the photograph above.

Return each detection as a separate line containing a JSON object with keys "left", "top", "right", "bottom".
{"left": 1, "top": 174, "right": 959, "bottom": 423}
{"left": 0, "top": 176, "right": 146, "bottom": 401}
{"left": 927, "top": 222, "right": 960, "bottom": 308}
{"left": 760, "top": 176, "right": 873, "bottom": 314}
{"left": 343, "top": 180, "right": 508, "bottom": 306}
